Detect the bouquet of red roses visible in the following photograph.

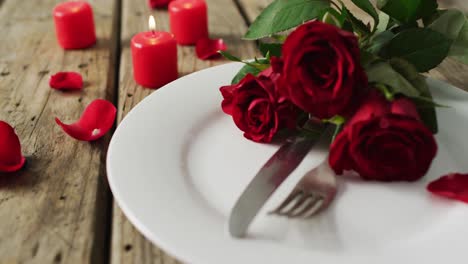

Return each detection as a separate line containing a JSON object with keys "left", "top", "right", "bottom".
{"left": 219, "top": 0, "right": 468, "bottom": 182}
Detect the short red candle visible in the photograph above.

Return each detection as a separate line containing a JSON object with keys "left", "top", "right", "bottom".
{"left": 53, "top": 1, "right": 96, "bottom": 49}
{"left": 169, "top": 0, "right": 208, "bottom": 45}
{"left": 131, "top": 17, "right": 178, "bottom": 89}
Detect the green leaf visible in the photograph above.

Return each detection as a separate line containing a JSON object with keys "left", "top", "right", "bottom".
{"left": 271, "top": 34, "right": 288, "bottom": 43}
{"left": 416, "top": 0, "right": 438, "bottom": 20}
{"left": 231, "top": 64, "right": 262, "bottom": 85}
{"left": 447, "top": 15, "right": 468, "bottom": 65}
{"left": 377, "top": 0, "right": 437, "bottom": 24}
{"left": 323, "top": 115, "right": 346, "bottom": 126}
{"left": 376, "top": 11, "right": 390, "bottom": 32}
{"left": 360, "top": 50, "right": 379, "bottom": 68}
{"left": 325, "top": 7, "right": 348, "bottom": 26}
{"left": 341, "top": 5, "right": 371, "bottom": 35}
{"left": 428, "top": 9, "right": 465, "bottom": 41}
{"left": 367, "top": 30, "right": 394, "bottom": 54}
{"left": 219, "top": 50, "right": 243, "bottom": 62}
{"left": 423, "top": 9, "right": 446, "bottom": 26}
{"left": 351, "top": 0, "right": 379, "bottom": 27}
{"left": 322, "top": 11, "right": 342, "bottom": 27}
{"left": 366, "top": 61, "right": 421, "bottom": 97}
{"left": 259, "top": 42, "right": 282, "bottom": 57}
{"left": 388, "top": 58, "right": 438, "bottom": 133}
{"left": 368, "top": 58, "right": 439, "bottom": 133}
{"left": 413, "top": 97, "right": 438, "bottom": 133}
{"left": 388, "top": 59, "right": 427, "bottom": 95}
{"left": 244, "top": 0, "right": 330, "bottom": 40}
{"left": 427, "top": 9, "right": 468, "bottom": 65}
{"left": 410, "top": 96, "right": 447, "bottom": 108}
{"left": 220, "top": 51, "right": 270, "bottom": 71}
{"left": 385, "top": 28, "right": 451, "bottom": 72}
{"left": 375, "top": 84, "right": 395, "bottom": 100}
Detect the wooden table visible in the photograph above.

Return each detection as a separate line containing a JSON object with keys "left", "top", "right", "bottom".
{"left": 0, "top": 0, "right": 466, "bottom": 263}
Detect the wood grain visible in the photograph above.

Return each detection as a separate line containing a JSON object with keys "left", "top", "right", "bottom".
{"left": 0, "top": 0, "right": 119, "bottom": 263}
{"left": 110, "top": 0, "right": 258, "bottom": 263}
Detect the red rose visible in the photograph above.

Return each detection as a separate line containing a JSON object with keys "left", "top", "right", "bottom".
{"left": 329, "top": 91, "right": 437, "bottom": 182}
{"left": 220, "top": 68, "right": 299, "bottom": 143}
{"left": 272, "top": 21, "right": 367, "bottom": 119}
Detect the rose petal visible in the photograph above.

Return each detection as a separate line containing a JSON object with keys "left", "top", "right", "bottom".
{"left": 148, "top": 0, "right": 173, "bottom": 8}
{"left": 427, "top": 173, "right": 468, "bottom": 203}
{"left": 0, "top": 121, "right": 26, "bottom": 173}
{"left": 196, "top": 38, "right": 227, "bottom": 60}
{"left": 391, "top": 97, "right": 421, "bottom": 121}
{"left": 55, "top": 99, "right": 116, "bottom": 141}
{"left": 49, "top": 72, "right": 83, "bottom": 91}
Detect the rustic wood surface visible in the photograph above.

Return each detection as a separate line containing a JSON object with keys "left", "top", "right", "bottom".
{"left": 0, "top": 0, "right": 118, "bottom": 263}
{"left": 110, "top": 0, "right": 258, "bottom": 263}
{"left": 0, "top": 0, "right": 467, "bottom": 263}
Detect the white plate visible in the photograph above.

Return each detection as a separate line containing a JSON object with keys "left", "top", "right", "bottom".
{"left": 107, "top": 63, "right": 468, "bottom": 264}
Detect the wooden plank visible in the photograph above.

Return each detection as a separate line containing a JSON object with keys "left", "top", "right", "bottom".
{"left": 0, "top": 0, "right": 119, "bottom": 263}
{"left": 110, "top": 0, "right": 258, "bottom": 263}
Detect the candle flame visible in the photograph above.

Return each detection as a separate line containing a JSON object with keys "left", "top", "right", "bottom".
{"left": 149, "top": 15, "right": 156, "bottom": 31}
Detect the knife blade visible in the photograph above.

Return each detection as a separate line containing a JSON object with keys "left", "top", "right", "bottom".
{"left": 228, "top": 126, "right": 332, "bottom": 238}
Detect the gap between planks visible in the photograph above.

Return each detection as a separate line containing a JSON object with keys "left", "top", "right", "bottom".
{"left": 109, "top": 0, "right": 259, "bottom": 263}
{"left": 0, "top": 0, "right": 121, "bottom": 263}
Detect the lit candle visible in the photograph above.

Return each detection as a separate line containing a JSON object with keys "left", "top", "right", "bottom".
{"left": 53, "top": 1, "right": 96, "bottom": 49}
{"left": 131, "top": 16, "right": 178, "bottom": 89}
{"left": 169, "top": 0, "right": 208, "bottom": 45}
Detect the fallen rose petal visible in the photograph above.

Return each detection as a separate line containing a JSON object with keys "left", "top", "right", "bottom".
{"left": 55, "top": 99, "right": 116, "bottom": 141}
{"left": 427, "top": 173, "right": 468, "bottom": 203}
{"left": 0, "top": 121, "right": 26, "bottom": 173}
{"left": 49, "top": 72, "right": 83, "bottom": 90}
{"left": 148, "top": 0, "right": 173, "bottom": 8}
{"left": 196, "top": 38, "right": 227, "bottom": 60}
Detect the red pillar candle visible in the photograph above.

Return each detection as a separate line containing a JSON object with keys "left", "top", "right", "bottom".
{"left": 169, "top": 0, "right": 208, "bottom": 45}
{"left": 131, "top": 16, "right": 178, "bottom": 89}
{"left": 53, "top": 1, "right": 96, "bottom": 49}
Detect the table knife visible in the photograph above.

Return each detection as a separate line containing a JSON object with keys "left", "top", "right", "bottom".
{"left": 228, "top": 126, "right": 332, "bottom": 238}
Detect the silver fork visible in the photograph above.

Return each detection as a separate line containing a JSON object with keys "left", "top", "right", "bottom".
{"left": 270, "top": 160, "right": 337, "bottom": 218}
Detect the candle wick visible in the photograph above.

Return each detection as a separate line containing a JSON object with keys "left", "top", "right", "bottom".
{"left": 151, "top": 30, "right": 156, "bottom": 36}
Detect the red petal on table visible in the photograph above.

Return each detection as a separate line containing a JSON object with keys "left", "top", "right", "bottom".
{"left": 148, "top": 0, "right": 173, "bottom": 8}
{"left": 196, "top": 38, "right": 227, "bottom": 60}
{"left": 49, "top": 72, "right": 83, "bottom": 90}
{"left": 0, "top": 121, "right": 26, "bottom": 173}
{"left": 427, "top": 173, "right": 468, "bottom": 203}
{"left": 55, "top": 99, "right": 116, "bottom": 141}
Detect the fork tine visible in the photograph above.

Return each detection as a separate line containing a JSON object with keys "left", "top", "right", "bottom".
{"left": 297, "top": 196, "right": 324, "bottom": 218}
{"left": 282, "top": 192, "right": 311, "bottom": 215}
{"left": 287, "top": 195, "right": 320, "bottom": 217}
{"left": 269, "top": 190, "right": 303, "bottom": 215}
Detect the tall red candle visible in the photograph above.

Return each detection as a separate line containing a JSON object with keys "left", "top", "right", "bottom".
{"left": 53, "top": 1, "right": 96, "bottom": 49}
{"left": 131, "top": 16, "right": 178, "bottom": 89}
{"left": 169, "top": 0, "right": 208, "bottom": 45}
